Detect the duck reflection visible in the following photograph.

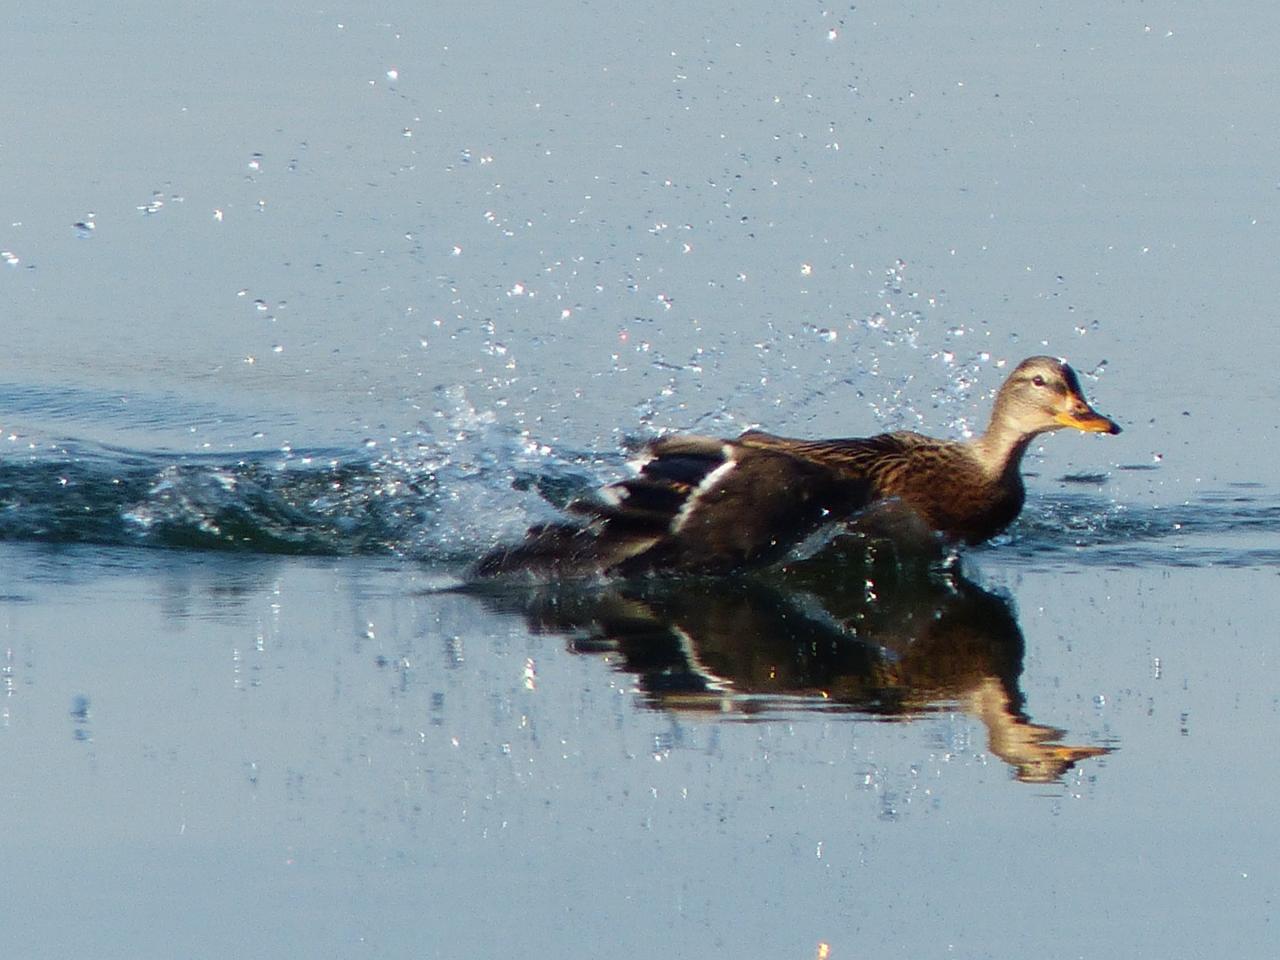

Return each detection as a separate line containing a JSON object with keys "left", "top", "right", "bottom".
{"left": 473, "top": 550, "right": 1110, "bottom": 784}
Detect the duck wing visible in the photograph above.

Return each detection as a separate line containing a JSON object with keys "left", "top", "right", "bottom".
{"left": 737, "top": 429, "right": 925, "bottom": 485}
{"left": 476, "top": 431, "right": 913, "bottom": 577}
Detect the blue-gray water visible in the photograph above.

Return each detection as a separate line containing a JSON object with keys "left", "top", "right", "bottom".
{"left": 4, "top": 3, "right": 1279, "bottom": 958}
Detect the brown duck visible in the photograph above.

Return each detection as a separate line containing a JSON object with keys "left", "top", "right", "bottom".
{"left": 476, "top": 356, "right": 1120, "bottom": 577}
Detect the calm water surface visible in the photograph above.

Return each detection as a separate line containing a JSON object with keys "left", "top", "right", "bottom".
{"left": 3, "top": 2, "right": 1279, "bottom": 958}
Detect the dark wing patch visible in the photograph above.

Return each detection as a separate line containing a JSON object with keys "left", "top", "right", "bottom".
{"left": 635, "top": 451, "right": 727, "bottom": 487}
{"left": 571, "top": 436, "right": 734, "bottom": 529}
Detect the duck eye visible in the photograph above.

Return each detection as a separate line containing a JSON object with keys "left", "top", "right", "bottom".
{"left": 1031, "top": 375, "right": 1046, "bottom": 387}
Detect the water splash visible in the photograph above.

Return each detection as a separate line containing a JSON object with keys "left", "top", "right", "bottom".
{"left": 849, "top": 260, "right": 1003, "bottom": 438}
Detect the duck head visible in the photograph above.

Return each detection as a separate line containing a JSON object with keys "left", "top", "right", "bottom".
{"left": 991, "top": 356, "right": 1121, "bottom": 439}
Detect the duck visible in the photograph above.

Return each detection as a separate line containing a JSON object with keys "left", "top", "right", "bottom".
{"left": 475, "top": 356, "right": 1120, "bottom": 577}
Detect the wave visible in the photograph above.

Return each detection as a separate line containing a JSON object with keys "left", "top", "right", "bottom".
{"left": 0, "top": 430, "right": 590, "bottom": 560}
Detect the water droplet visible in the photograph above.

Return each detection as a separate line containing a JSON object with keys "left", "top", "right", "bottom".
{"left": 70, "top": 695, "right": 90, "bottom": 722}
{"left": 137, "top": 192, "right": 165, "bottom": 216}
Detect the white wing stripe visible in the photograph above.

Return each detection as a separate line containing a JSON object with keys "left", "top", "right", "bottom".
{"left": 670, "top": 445, "right": 736, "bottom": 535}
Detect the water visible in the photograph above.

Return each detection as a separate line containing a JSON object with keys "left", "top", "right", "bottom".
{"left": 4, "top": 2, "right": 1280, "bottom": 958}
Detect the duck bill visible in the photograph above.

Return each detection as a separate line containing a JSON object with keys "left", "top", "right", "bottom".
{"left": 1055, "top": 407, "right": 1121, "bottom": 434}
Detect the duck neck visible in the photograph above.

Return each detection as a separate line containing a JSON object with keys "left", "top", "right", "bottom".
{"left": 970, "top": 417, "right": 1037, "bottom": 481}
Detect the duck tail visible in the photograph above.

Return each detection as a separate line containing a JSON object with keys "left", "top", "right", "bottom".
{"left": 471, "top": 520, "right": 661, "bottom": 579}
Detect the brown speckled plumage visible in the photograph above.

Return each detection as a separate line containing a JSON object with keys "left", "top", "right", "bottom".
{"left": 476, "top": 356, "right": 1120, "bottom": 577}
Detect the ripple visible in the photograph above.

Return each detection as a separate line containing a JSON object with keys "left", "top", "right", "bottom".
{"left": 998, "top": 491, "right": 1280, "bottom": 569}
